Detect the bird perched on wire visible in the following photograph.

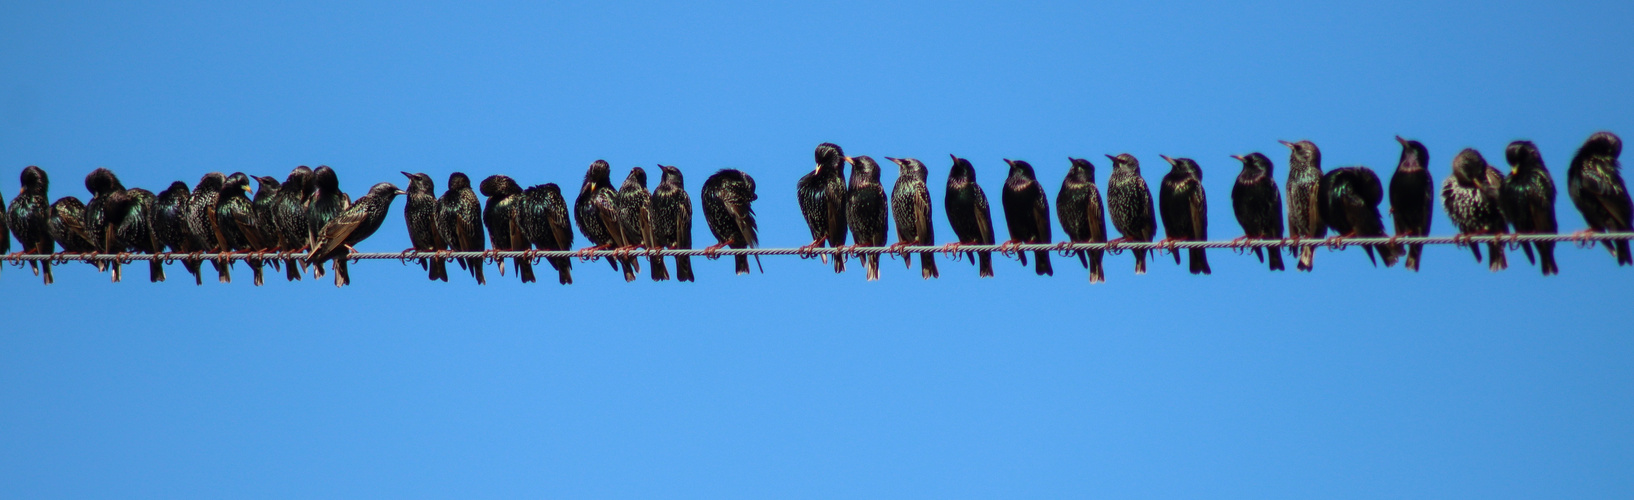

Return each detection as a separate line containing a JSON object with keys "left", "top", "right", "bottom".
{"left": 309, "top": 182, "right": 404, "bottom": 287}
{"left": 616, "top": 167, "right": 656, "bottom": 282}
{"left": 651, "top": 165, "right": 693, "bottom": 282}
{"left": 481, "top": 174, "right": 531, "bottom": 283}
{"left": 306, "top": 166, "right": 351, "bottom": 286}
{"left": 251, "top": 175, "right": 282, "bottom": 274}
{"left": 1230, "top": 152, "right": 1284, "bottom": 271}
{"left": 1106, "top": 153, "right": 1156, "bottom": 275}
{"left": 1158, "top": 156, "right": 1210, "bottom": 275}
{"left": 270, "top": 166, "right": 314, "bottom": 281}
{"left": 83, "top": 168, "right": 123, "bottom": 278}
{"left": 1320, "top": 166, "right": 1397, "bottom": 267}
{"left": 702, "top": 168, "right": 759, "bottom": 275}
{"left": 1442, "top": 149, "right": 1508, "bottom": 272}
{"left": 1389, "top": 136, "right": 1434, "bottom": 272}
{"left": 1566, "top": 131, "right": 1631, "bottom": 265}
{"left": 945, "top": 154, "right": 995, "bottom": 277}
{"left": 1057, "top": 157, "right": 1106, "bottom": 282}
{"left": 437, "top": 172, "right": 486, "bottom": 284}
{"left": 574, "top": 159, "right": 624, "bottom": 274}
{"left": 516, "top": 182, "right": 575, "bottom": 284}
{"left": 9, "top": 166, "right": 55, "bottom": 284}
{"left": 1500, "top": 140, "right": 1559, "bottom": 275}
{"left": 48, "top": 196, "right": 95, "bottom": 277}
{"left": 1000, "top": 158, "right": 1052, "bottom": 276}
{"left": 886, "top": 157, "right": 938, "bottom": 279}
{"left": 107, "top": 186, "right": 164, "bottom": 282}
{"left": 1281, "top": 140, "right": 1326, "bottom": 271}
{"left": 847, "top": 155, "right": 889, "bottom": 281}
{"left": 402, "top": 171, "right": 447, "bottom": 282}
{"left": 798, "top": 143, "right": 849, "bottom": 272}
{"left": 154, "top": 181, "right": 198, "bottom": 283}
{"left": 217, "top": 173, "right": 269, "bottom": 285}
{"left": 185, "top": 172, "right": 231, "bottom": 283}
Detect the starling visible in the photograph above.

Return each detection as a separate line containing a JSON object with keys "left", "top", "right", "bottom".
{"left": 155, "top": 181, "right": 199, "bottom": 284}
{"left": 185, "top": 172, "right": 231, "bottom": 283}
{"left": 1158, "top": 156, "right": 1210, "bottom": 275}
{"left": 1106, "top": 153, "right": 1156, "bottom": 274}
{"left": 651, "top": 165, "right": 693, "bottom": 282}
{"left": 1230, "top": 152, "right": 1285, "bottom": 271}
{"left": 401, "top": 171, "right": 447, "bottom": 282}
{"left": 107, "top": 187, "right": 164, "bottom": 282}
{"left": 270, "top": 166, "right": 314, "bottom": 281}
{"left": 1000, "top": 159, "right": 1053, "bottom": 276}
{"left": 797, "top": 143, "right": 849, "bottom": 272}
{"left": 1566, "top": 131, "right": 1632, "bottom": 265}
{"left": 1389, "top": 136, "right": 1435, "bottom": 271}
{"left": 251, "top": 175, "right": 282, "bottom": 273}
{"left": 83, "top": 168, "right": 121, "bottom": 278}
{"left": 1056, "top": 157, "right": 1106, "bottom": 282}
{"left": 616, "top": 167, "right": 656, "bottom": 282}
{"left": 701, "top": 168, "right": 759, "bottom": 275}
{"left": 516, "top": 183, "right": 575, "bottom": 284}
{"left": 7, "top": 166, "right": 53, "bottom": 284}
{"left": 309, "top": 182, "right": 404, "bottom": 287}
{"left": 1500, "top": 140, "right": 1559, "bottom": 275}
{"left": 48, "top": 196, "right": 95, "bottom": 259}
{"left": 573, "top": 160, "right": 624, "bottom": 273}
{"left": 481, "top": 174, "right": 532, "bottom": 283}
{"left": 1281, "top": 140, "right": 1327, "bottom": 271}
{"left": 847, "top": 155, "right": 889, "bottom": 281}
{"left": 216, "top": 173, "right": 269, "bottom": 285}
{"left": 886, "top": 157, "right": 938, "bottom": 279}
{"left": 1442, "top": 149, "right": 1509, "bottom": 272}
{"left": 1319, "top": 166, "right": 1398, "bottom": 267}
{"left": 945, "top": 155, "right": 995, "bottom": 277}
{"left": 437, "top": 172, "right": 486, "bottom": 284}
{"left": 306, "top": 166, "right": 351, "bottom": 286}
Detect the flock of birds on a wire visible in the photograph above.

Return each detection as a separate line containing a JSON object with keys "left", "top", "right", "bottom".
{"left": 2, "top": 131, "right": 1630, "bottom": 286}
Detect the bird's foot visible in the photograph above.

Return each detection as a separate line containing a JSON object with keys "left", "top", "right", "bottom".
{"left": 398, "top": 248, "right": 416, "bottom": 265}
{"left": 115, "top": 252, "right": 135, "bottom": 265}
{"left": 1156, "top": 237, "right": 1182, "bottom": 256}
{"left": 1569, "top": 229, "right": 1598, "bottom": 248}
{"left": 702, "top": 242, "right": 728, "bottom": 259}
{"left": 1323, "top": 234, "right": 1350, "bottom": 251}
{"left": 936, "top": 242, "right": 964, "bottom": 261}
{"left": 1228, "top": 236, "right": 1251, "bottom": 255}
{"left": 997, "top": 240, "right": 1022, "bottom": 257}
{"left": 1053, "top": 241, "right": 1075, "bottom": 257}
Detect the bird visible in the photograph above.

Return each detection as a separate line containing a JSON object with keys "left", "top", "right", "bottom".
{"left": 616, "top": 167, "right": 656, "bottom": 282}
{"left": 436, "top": 172, "right": 486, "bottom": 284}
{"left": 944, "top": 155, "right": 995, "bottom": 277}
{"left": 481, "top": 174, "right": 531, "bottom": 283}
{"left": 1158, "top": 156, "right": 1210, "bottom": 275}
{"left": 1500, "top": 140, "right": 1559, "bottom": 275}
{"left": 1442, "top": 148, "right": 1508, "bottom": 272}
{"left": 401, "top": 171, "right": 447, "bottom": 282}
{"left": 1319, "top": 166, "right": 1397, "bottom": 267}
{"left": 154, "top": 181, "right": 198, "bottom": 284}
{"left": 306, "top": 166, "right": 351, "bottom": 286}
{"left": 651, "top": 165, "right": 694, "bottom": 282}
{"left": 574, "top": 160, "right": 625, "bottom": 274}
{"left": 1106, "top": 153, "right": 1156, "bottom": 274}
{"left": 251, "top": 175, "right": 282, "bottom": 274}
{"left": 185, "top": 172, "right": 231, "bottom": 283}
{"left": 308, "top": 182, "right": 404, "bottom": 286}
{"left": 846, "top": 155, "right": 889, "bottom": 281}
{"left": 516, "top": 182, "right": 575, "bottom": 284}
{"left": 1281, "top": 140, "right": 1327, "bottom": 271}
{"left": 797, "top": 143, "right": 849, "bottom": 273}
{"left": 1000, "top": 159, "right": 1053, "bottom": 276}
{"left": 82, "top": 168, "right": 121, "bottom": 278}
{"left": 1566, "top": 131, "right": 1631, "bottom": 265}
{"left": 107, "top": 186, "right": 164, "bottom": 282}
{"left": 9, "top": 166, "right": 54, "bottom": 284}
{"left": 701, "top": 168, "right": 759, "bottom": 275}
{"left": 1056, "top": 157, "right": 1107, "bottom": 282}
{"left": 1230, "top": 152, "right": 1284, "bottom": 271}
{"left": 270, "top": 166, "right": 314, "bottom": 282}
{"left": 47, "top": 196, "right": 95, "bottom": 278}
{"left": 886, "top": 157, "right": 938, "bottom": 279}
{"left": 1389, "top": 136, "right": 1435, "bottom": 272}
{"left": 216, "top": 172, "right": 268, "bottom": 285}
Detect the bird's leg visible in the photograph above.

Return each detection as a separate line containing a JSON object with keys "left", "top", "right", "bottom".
{"left": 795, "top": 236, "right": 827, "bottom": 259}
{"left": 1323, "top": 233, "right": 1352, "bottom": 251}
{"left": 1104, "top": 237, "right": 1129, "bottom": 255}
{"left": 936, "top": 242, "right": 964, "bottom": 261}
{"left": 1155, "top": 237, "right": 1181, "bottom": 257}
{"left": 702, "top": 241, "right": 731, "bottom": 259}
{"left": 1054, "top": 241, "right": 1074, "bottom": 257}
{"left": 1228, "top": 236, "right": 1250, "bottom": 255}
{"left": 1569, "top": 229, "right": 1598, "bottom": 248}
{"left": 574, "top": 245, "right": 609, "bottom": 262}
{"left": 997, "top": 240, "right": 1021, "bottom": 257}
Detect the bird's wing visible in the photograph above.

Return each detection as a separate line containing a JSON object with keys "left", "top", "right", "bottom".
{"left": 676, "top": 194, "right": 692, "bottom": 248}
{"left": 1032, "top": 188, "right": 1051, "bottom": 242}
{"left": 231, "top": 204, "right": 264, "bottom": 249}
{"left": 310, "top": 207, "right": 364, "bottom": 260}
{"left": 1190, "top": 180, "right": 1208, "bottom": 240}
{"left": 597, "top": 194, "right": 625, "bottom": 247}
{"left": 728, "top": 190, "right": 758, "bottom": 247}
{"left": 973, "top": 185, "right": 994, "bottom": 244}
{"left": 508, "top": 206, "right": 527, "bottom": 251}
{"left": 915, "top": 189, "right": 934, "bottom": 244}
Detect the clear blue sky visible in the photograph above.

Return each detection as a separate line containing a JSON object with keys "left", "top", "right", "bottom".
{"left": 3, "top": 1, "right": 1632, "bottom": 497}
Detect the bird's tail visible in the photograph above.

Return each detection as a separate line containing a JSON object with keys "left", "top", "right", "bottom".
{"left": 1134, "top": 249, "right": 1147, "bottom": 275}
{"left": 284, "top": 257, "right": 302, "bottom": 281}
{"left": 1296, "top": 245, "right": 1314, "bottom": 272}
{"left": 1034, "top": 250, "right": 1052, "bottom": 276}
{"left": 1363, "top": 245, "right": 1379, "bottom": 267}
{"left": 1519, "top": 242, "right": 1536, "bottom": 266}
{"left": 110, "top": 261, "right": 122, "bottom": 283}
{"left": 1376, "top": 242, "right": 1400, "bottom": 268}
{"left": 1467, "top": 241, "right": 1483, "bottom": 263}
{"left": 1252, "top": 247, "right": 1264, "bottom": 264}
{"left": 622, "top": 256, "right": 637, "bottom": 282}
{"left": 149, "top": 258, "right": 165, "bottom": 282}
{"left": 517, "top": 257, "right": 535, "bottom": 283}
{"left": 1404, "top": 243, "right": 1423, "bottom": 272}
{"left": 675, "top": 255, "right": 692, "bottom": 282}
{"left": 1189, "top": 248, "right": 1209, "bottom": 275}
{"left": 1268, "top": 246, "right": 1284, "bottom": 271}
{"left": 1616, "top": 239, "right": 1632, "bottom": 266}
{"left": 1074, "top": 249, "right": 1088, "bottom": 269}
{"left": 920, "top": 251, "right": 938, "bottom": 279}
{"left": 1539, "top": 241, "right": 1559, "bottom": 276}
{"left": 978, "top": 251, "right": 993, "bottom": 277}
{"left": 734, "top": 254, "right": 750, "bottom": 275}
{"left": 470, "top": 257, "right": 485, "bottom": 284}
{"left": 1170, "top": 246, "right": 1182, "bottom": 265}
{"left": 430, "top": 257, "right": 447, "bottom": 282}
{"left": 333, "top": 258, "right": 349, "bottom": 287}
{"left": 864, "top": 253, "right": 880, "bottom": 281}
{"left": 249, "top": 257, "right": 263, "bottom": 286}
{"left": 1088, "top": 249, "right": 1104, "bottom": 283}
{"left": 650, "top": 255, "right": 668, "bottom": 282}
{"left": 1487, "top": 242, "right": 1507, "bottom": 272}
{"left": 185, "top": 258, "right": 203, "bottom": 284}
{"left": 215, "top": 257, "right": 230, "bottom": 283}
{"left": 548, "top": 256, "right": 573, "bottom": 284}
{"left": 833, "top": 248, "right": 846, "bottom": 273}
{"left": 41, "top": 260, "right": 53, "bottom": 285}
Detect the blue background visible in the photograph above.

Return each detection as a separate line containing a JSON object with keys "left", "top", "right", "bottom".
{"left": 3, "top": 1, "right": 1632, "bottom": 497}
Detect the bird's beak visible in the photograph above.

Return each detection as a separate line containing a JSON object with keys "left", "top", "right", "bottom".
{"left": 242, "top": 185, "right": 252, "bottom": 195}
{"left": 396, "top": 189, "right": 408, "bottom": 195}
{"left": 1104, "top": 154, "right": 1117, "bottom": 162}
{"left": 401, "top": 171, "right": 413, "bottom": 179}
{"left": 1395, "top": 135, "right": 1408, "bottom": 146}
{"left": 1278, "top": 140, "right": 1294, "bottom": 148}
{"left": 1230, "top": 155, "right": 1244, "bottom": 162}
{"left": 844, "top": 156, "right": 854, "bottom": 165}
{"left": 884, "top": 157, "right": 897, "bottom": 164}
{"left": 949, "top": 154, "right": 959, "bottom": 162}
{"left": 1160, "top": 155, "right": 1175, "bottom": 165}
{"left": 1003, "top": 158, "right": 1014, "bottom": 166}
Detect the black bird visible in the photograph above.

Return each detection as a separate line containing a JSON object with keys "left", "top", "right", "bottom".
{"left": 516, "top": 183, "right": 575, "bottom": 285}
{"left": 155, "top": 181, "right": 198, "bottom": 284}
{"left": 1281, "top": 140, "right": 1327, "bottom": 271}
{"left": 1566, "top": 131, "right": 1632, "bottom": 265}
{"left": 1442, "top": 149, "right": 1508, "bottom": 272}
{"left": 309, "top": 182, "right": 404, "bottom": 287}
{"left": 107, "top": 187, "right": 164, "bottom": 282}
{"left": 216, "top": 173, "right": 268, "bottom": 285}
{"left": 651, "top": 165, "right": 693, "bottom": 282}
{"left": 251, "top": 175, "right": 282, "bottom": 273}
{"left": 1319, "top": 166, "right": 1397, "bottom": 267}
{"left": 481, "top": 174, "right": 532, "bottom": 283}
{"left": 1000, "top": 159, "right": 1053, "bottom": 276}
{"left": 886, "top": 157, "right": 938, "bottom": 279}
{"left": 797, "top": 143, "right": 849, "bottom": 272}
{"left": 1230, "top": 152, "right": 1284, "bottom": 271}
{"left": 701, "top": 168, "right": 759, "bottom": 275}
{"left": 402, "top": 171, "right": 447, "bottom": 282}
{"left": 573, "top": 160, "right": 624, "bottom": 273}
{"left": 945, "top": 155, "right": 995, "bottom": 277}
{"left": 7, "top": 166, "right": 53, "bottom": 284}
{"left": 1500, "top": 140, "right": 1559, "bottom": 275}
{"left": 1158, "top": 156, "right": 1210, "bottom": 275}
{"left": 1056, "top": 157, "right": 1106, "bottom": 282}
{"left": 306, "top": 166, "right": 351, "bottom": 285}
{"left": 437, "top": 172, "right": 486, "bottom": 284}
{"left": 1106, "top": 153, "right": 1156, "bottom": 274}
{"left": 1389, "top": 136, "right": 1435, "bottom": 272}
{"left": 847, "top": 155, "right": 889, "bottom": 281}
{"left": 616, "top": 167, "right": 656, "bottom": 282}
{"left": 185, "top": 172, "right": 230, "bottom": 283}
{"left": 49, "top": 196, "right": 95, "bottom": 259}
{"left": 270, "top": 166, "right": 314, "bottom": 281}
{"left": 83, "top": 168, "right": 122, "bottom": 278}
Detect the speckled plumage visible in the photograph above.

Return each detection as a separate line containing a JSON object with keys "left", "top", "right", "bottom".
{"left": 154, "top": 181, "right": 199, "bottom": 284}
{"left": 270, "top": 166, "right": 314, "bottom": 281}
{"left": 83, "top": 168, "right": 121, "bottom": 277}
{"left": 1566, "top": 131, "right": 1632, "bottom": 265}
{"left": 306, "top": 166, "right": 350, "bottom": 286}
{"left": 1230, "top": 152, "right": 1284, "bottom": 271}
{"left": 1320, "top": 166, "right": 1397, "bottom": 267}
{"left": 1281, "top": 140, "right": 1327, "bottom": 271}
{"left": 309, "top": 182, "right": 402, "bottom": 287}
{"left": 108, "top": 187, "right": 164, "bottom": 282}
{"left": 887, "top": 157, "right": 938, "bottom": 279}
{"left": 216, "top": 173, "right": 267, "bottom": 285}
{"left": 945, "top": 155, "right": 995, "bottom": 277}
{"left": 574, "top": 160, "right": 624, "bottom": 274}
{"left": 1057, "top": 157, "right": 1106, "bottom": 282}
{"left": 1389, "top": 137, "right": 1434, "bottom": 271}
{"left": 1001, "top": 159, "right": 1052, "bottom": 276}
{"left": 481, "top": 174, "right": 531, "bottom": 283}
{"left": 847, "top": 156, "right": 889, "bottom": 281}
{"left": 616, "top": 167, "right": 655, "bottom": 282}
{"left": 251, "top": 175, "right": 282, "bottom": 276}
{"left": 1500, "top": 141, "right": 1559, "bottom": 275}
{"left": 798, "top": 143, "right": 848, "bottom": 272}
{"left": 185, "top": 172, "right": 230, "bottom": 282}
{"left": 651, "top": 165, "right": 693, "bottom": 282}
{"left": 1158, "top": 156, "right": 1209, "bottom": 275}
{"left": 1106, "top": 153, "right": 1155, "bottom": 274}
{"left": 516, "top": 183, "right": 575, "bottom": 285}
{"left": 1442, "top": 149, "right": 1508, "bottom": 272}
{"left": 437, "top": 172, "right": 486, "bottom": 284}
{"left": 402, "top": 171, "right": 447, "bottom": 282}
{"left": 702, "top": 169, "right": 758, "bottom": 275}
{"left": 10, "top": 166, "right": 55, "bottom": 283}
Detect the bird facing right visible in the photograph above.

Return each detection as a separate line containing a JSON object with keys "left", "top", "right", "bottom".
{"left": 1158, "top": 155, "right": 1209, "bottom": 275}
{"left": 309, "top": 182, "right": 404, "bottom": 287}
{"left": 1441, "top": 148, "right": 1509, "bottom": 272}
{"left": 1499, "top": 140, "right": 1559, "bottom": 275}
{"left": 516, "top": 183, "right": 575, "bottom": 285}
{"left": 1230, "top": 152, "right": 1284, "bottom": 271}
{"left": 1389, "top": 136, "right": 1434, "bottom": 272}
{"left": 1566, "top": 131, "right": 1632, "bottom": 265}
{"left": 1106, "top": 153, "right": 1156, "bottom": 274}
{"left": 1319, "top": 166, "right": 1397, "bottom": 267}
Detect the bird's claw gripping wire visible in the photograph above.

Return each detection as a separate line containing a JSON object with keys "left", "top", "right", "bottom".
{"left": 1323, "top": 235, "right": 1351, "bottom": 251}
{"left": 702, "top": 242, "right": 728, "bottom": 260}
{"left": 936, "top": 242, "right": 965, "bottom": 261}
{"left": 1104, "top": 237, "right": 1129, "bottom": 256}
{"left": 397, "top": 248, "right": 416, "bottom": 265}
{"left": 1228, "top": 236, "right": 1251, "bottom": 255}
{"left": 1053, "top": 241, "right": 1076, "bottom": 257}
{"left": 795, "top": 237, "right": 827, "bottom": 260}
